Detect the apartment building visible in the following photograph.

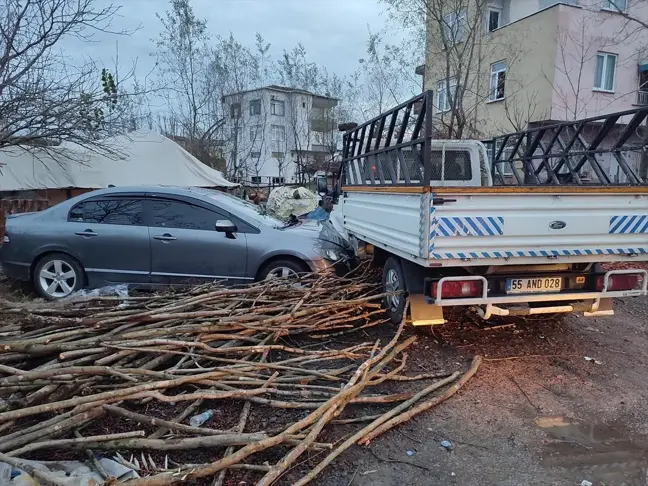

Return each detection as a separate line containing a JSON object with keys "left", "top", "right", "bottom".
{"left": 422, "top": 0, "right": 647, "bottom": 181}
{"left": 221, "top": 85, "right": 338, "bottom": 186}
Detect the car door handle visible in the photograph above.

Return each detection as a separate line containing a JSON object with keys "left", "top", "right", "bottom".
{"left": 74, "top": 229, "right": 97, "bottom": 237}
{"left": 153, "top": 234, "right": 177, "bottom": 241}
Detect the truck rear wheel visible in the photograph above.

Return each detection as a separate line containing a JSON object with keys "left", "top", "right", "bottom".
{"left": 383, "top": 257, "right": 406, "bottom": 324}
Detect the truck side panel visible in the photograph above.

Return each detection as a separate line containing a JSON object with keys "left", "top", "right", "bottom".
{"left": 343, "top": 192, "right": 427, "bottom": 260}
{"left": 430, "top": 192, "right": 648, "bottom": 262}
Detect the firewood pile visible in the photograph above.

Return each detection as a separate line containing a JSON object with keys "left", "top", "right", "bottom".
{"left": 0, "top": 267, "right": 481, "bottom": 485}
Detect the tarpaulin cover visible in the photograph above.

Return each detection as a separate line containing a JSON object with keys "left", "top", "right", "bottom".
{"left": 0, "top": 130, "right": 236, "bottom": 191}
{"left": 266, "top": 186, "right": 318, "bottom": 218}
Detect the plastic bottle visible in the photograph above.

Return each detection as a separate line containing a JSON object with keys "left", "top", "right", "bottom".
{"left": 189, "top": 409, "right": 216, "bottom": 427}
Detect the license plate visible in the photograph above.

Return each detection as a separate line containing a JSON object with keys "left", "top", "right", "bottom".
{"left": 506, "top": 277, "right": 562, "bottom": 294}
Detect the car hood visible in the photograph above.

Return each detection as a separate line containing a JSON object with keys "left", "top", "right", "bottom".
{"left": 281, "top": 220, "right": 324, "bottom": 236}
{"left": 283, "top": 220, "right": 352, "bottom": 252}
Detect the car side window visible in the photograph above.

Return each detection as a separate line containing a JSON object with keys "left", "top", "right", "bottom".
{"left": 68, "top": 199, "right": 144, "bottom": 226}
{"left": 150, "top": 199, "right": 225, "bottom": 231}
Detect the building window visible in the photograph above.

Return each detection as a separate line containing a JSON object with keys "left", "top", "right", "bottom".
{"left": 271, "top": 125, "right": 286, "bottom": 143}
{"left": 639, "top": 70, "right": 648, "bottom": 105}
{"left": 437, "top": 77, "right": 457, "bottom": 112}
{"left": 250, "top": 176, "right": 262, "bottom": 184}
{"left": 272, "top": 151, "right": 285, "bottom": 159}
{"left": 230, "top": 128, "right": 237, "bottom": 140}
{"left": 272, "top": 177, "right": 285, "bottom": 184}
{"left": 250, "top": 151, "right": 261, "bottom": 159}
{"left": 489, "top": 61, "right": 507, "bottom": 101}
{"left": 488, "top": 8, "right": 501, "bottom": 31}
{"left": 230, "top": 103, "right": 241, "bottom": 119}
{"left": 594, "top": 52, "right": 617, "bottom": 92}
{"left": 601, "top": 0, "right": 626, "bottom": 11}
{"left": 443, "top": 10, "right": 466, "bottom": 44}
{"left": 250, "top": 125, "right": 261, "bottom": 141}
{"left": 271, "top": 99, "right": 285, "bottom": 116}
{"left": 249, "top": 99, "right": 261, "bottom": 116}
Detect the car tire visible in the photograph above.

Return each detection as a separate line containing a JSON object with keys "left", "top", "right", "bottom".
{"left": 383, "top": 256, "right": 407, "bottom": 325}
{"left": 33, "top": 253, "right": 84, "bottom": 300}
{"left": 258, "top": 259, "right": 310, "bottom": 281}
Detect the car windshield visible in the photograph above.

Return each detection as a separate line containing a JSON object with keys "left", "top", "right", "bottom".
{"left": 201, "top": 190, "right": 285, "bottom": 228}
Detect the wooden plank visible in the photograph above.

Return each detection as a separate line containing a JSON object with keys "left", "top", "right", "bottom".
{"left": 342, "top": 186, "right": 429, "bottom": 194}
{"left": 342, "top": 185, "right": 648, "bottom": 194}
{"left": 430, "top": 186, "right": 648, "bottom": 194}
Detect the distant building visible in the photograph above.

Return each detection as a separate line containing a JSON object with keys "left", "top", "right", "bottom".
{"left": 222, "top": 85, "right": 339, "bottom": 186}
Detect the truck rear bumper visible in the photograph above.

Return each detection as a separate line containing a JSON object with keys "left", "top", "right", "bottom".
{"left": 423, "top": 269, "right": 647, "bottom": 320}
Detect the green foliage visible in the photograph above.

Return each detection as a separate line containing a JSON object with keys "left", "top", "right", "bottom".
{"left": 101, "top": 68, "right": 118, "bottom": 110}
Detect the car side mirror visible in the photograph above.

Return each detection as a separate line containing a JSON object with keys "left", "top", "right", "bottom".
{"left": 215, "top": 219, "right": 237, "bottom": 234}
{"left": 316, "top": 177, "right": 328, "bottom": 196}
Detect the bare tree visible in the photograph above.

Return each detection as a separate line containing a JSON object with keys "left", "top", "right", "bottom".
{"left": 382, "top": 0, "right": 493, "bottom": 138}
{"left": 0, "top": 0, "right": 138, "bottom": 157}
{"left": 602, "top": 0, "right": 648, "bottom": 31}
{"left": 154, "top": 0, "right": 226, "bottom": 168}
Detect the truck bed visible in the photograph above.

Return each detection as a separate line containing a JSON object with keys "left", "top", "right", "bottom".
{"left": 342, "top": 187, "right": 648, "bottom": 267}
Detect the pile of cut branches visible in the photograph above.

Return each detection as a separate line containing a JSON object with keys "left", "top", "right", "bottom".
{"left": 0, "top": 267, "right": 480, "bottom": 485}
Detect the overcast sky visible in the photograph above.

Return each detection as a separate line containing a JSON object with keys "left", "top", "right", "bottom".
{"left": 79, "top": 0, "right": 399, "bottom": 84}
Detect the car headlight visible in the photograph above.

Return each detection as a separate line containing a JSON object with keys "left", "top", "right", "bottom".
{"left": 325, "top": 249, "right": 340, "bottom": 261}
{"left": 314, "top": 246, "right": 341, "bottom": 262}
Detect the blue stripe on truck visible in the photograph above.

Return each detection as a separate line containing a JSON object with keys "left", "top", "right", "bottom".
{"left": 437, "top": 216, "right": 504, "bottom": 237}
{"left": 609, "top": 215, "right": 648, "bottom": 234}
{"left": 430, "top": 248, "right": 647, "bottom": 260}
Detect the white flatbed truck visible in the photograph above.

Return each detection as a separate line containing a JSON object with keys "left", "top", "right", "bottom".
{"left": 327, "top": 91, "right": 648, "bottom": 324}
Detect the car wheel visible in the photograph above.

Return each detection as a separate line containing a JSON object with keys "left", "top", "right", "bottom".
{"left": 259, "top": 259, "right": 309, "bottom": 281}
{"left": 383, "top": 256, "right": 407, "bottom": 324}
{"left": 33, "top": 253, "right": 83, "bottom": 299}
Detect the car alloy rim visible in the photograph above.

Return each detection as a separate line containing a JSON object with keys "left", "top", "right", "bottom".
{"left": 266, "top": 267, "right": 298, "bottom": 280}
{"left": 39, "top": 260, "right": 76, "bottom": 298}
{"left": 385, "top": 268, "right": 401, "bottom": 312}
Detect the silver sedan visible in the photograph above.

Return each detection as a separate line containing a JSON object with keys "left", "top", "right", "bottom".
{"left": 1, "top": 186, "right": 348, "bottom": 299}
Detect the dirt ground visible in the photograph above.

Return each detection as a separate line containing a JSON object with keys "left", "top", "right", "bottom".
{"left": 317, "top": 296, "right": 648, "bottom": 486}
{"left": 2, "top": 273, "right": 648, "bottom": 486}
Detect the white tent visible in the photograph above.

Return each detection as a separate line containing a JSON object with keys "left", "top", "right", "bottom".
{"left": 0, "top": 130, "right": 236, "bottom": 191}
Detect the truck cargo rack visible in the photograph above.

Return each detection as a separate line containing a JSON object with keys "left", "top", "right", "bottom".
{"left": 484, "top": 107, "right": 648, "bottom": 186}
{"left": 340, "top": 91, "right": 433, "bottom": 187}
{"left": 339, "top": 90, "right": 648, "bottom": 187}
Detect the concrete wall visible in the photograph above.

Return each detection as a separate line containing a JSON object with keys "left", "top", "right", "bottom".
{"left": 550, "top": 4, "right": 648, "bottom": 121}
{"left": 476, "top": 6, "right": 560, "bottom": 136}
{"left": 424, "top": 3, "right": 560, "bottom": 137}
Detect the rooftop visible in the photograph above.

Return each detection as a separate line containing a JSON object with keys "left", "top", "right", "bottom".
{"left": 222, "top": 84, "right": 338, "bottom": 101}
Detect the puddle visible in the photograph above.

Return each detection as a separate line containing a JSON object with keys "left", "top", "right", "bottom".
{"left": 537, "top": 416, "right": 648, "bottom": 484}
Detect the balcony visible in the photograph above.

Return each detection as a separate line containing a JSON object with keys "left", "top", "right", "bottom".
{"left": 309, "top": 116, "right": 336, "bottom": 133}
{"left": 637, "top": 90, "right": 648, "bottom": 105}
{"left": 310, "top": 144, "right": 337, "bottom": 153}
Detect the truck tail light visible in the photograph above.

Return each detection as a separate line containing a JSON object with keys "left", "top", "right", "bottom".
{"left": 431, "top": 280, "right": 483, "bottom": 299}
{"left": 596, "top": 274, "right": 644, "bottom": 291}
